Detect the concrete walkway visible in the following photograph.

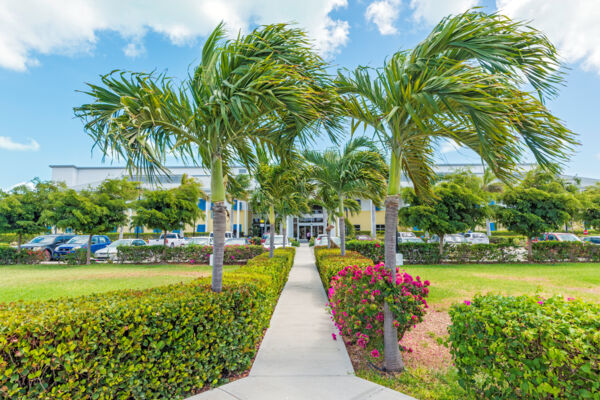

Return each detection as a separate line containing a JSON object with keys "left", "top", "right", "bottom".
{"left": 188, "top": 245, "right": 415, "bottom": 400}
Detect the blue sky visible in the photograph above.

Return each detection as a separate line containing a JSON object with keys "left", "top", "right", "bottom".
{"left": 1, "top": 0, "right": 599, "bottom": 189}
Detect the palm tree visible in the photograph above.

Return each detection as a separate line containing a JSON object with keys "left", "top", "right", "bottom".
{"left": 304, "top": 137, "right": 387, "bottom": 256}
{"left": 74, "top": 23, "right": 339, "bottom": 292}
{"left": 226, "top": 174, "right": 251, "bottom": 237}
{"left": 336, "top": 11, "right": 577, "bottom": 371}
{"left": 313, "top": 185, "right": 361, "bottom": 248}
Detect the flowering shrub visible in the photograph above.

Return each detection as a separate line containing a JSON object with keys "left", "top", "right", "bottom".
{"left": 0, "top": 247, "right": 45, "bottom": 265}
{"left": 449, "top": 294, "right": 600, "bottom": 399}
{"left": 328, "top": 263, "right": 430, "bottom": 357}
{"left": 314, "top": 247, "right": 372, "bottom": 289}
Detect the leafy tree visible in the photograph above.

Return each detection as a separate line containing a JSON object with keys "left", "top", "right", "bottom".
{"left": 495, "top": 187, "right": 578, "bottom": 261}
{"left": 312, "top": 186, "right": 361, "bottom": 248}
{"left": 336, "top": 11, "right": 577, "bottom": 371}
{"left": 0, "top": 180, "right": 63, "bottom": 252}
{"left": 304, "top": 137, "right": 387, "bottom": 255}
{"left": 580, "top": 183, "right": 600, "bottom": 230}
{"left": 75, "top": 23, "right": 339, "bottom": 292}
{"left": 133, "top": 177, "right": 204, "bottom": 247}
{"left": 399, "top": 181, "right": 488, "bottom": 254}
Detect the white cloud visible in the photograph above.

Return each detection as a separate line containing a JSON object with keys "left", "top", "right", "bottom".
{"left": 0, "top": 136, "right": 40, "bottom": 151}
{"left": 409, "top": 0, "right": 479, "bottom": 25}
{"left": 497, "top": 0, "right": 600, "bottom": 74}
{"left": 440, "top": 139, "right": 461, "bottom": 153}
{"left": 123, "top": 41, "right": 145, "bottom": 58}
{"left": 365, "top": 0, "right": 402, "bottom": 35}
{"left": 0, "top": 0, "right": 350, "bottom": 71}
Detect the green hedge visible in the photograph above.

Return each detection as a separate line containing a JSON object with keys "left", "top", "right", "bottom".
{"left": 449, "top": 294, "right": 600, "bottom": 399}
{"left": 346, "top": 240, "right": 600, "bottom": 264}
{"left": 532, "top": 241, "right": 600, "bottom": 263}
{"left": 313, "top": 246, "right": 372, "bottom": 289}
{"left": 0, "top": 247, "right": 45, "bottom": 265}
{"left": 0, "top": 248, "right": 295, "bottom": 399}
{"left": 116, "top": 245, "right": 266, "bottom": 265}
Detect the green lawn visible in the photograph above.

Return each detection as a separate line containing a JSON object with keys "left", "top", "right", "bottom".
{"left": 0, "top": 264, "right": 238, "bottom": 303}
{"left": 403, "top": 262, "right": 600, "bottom": 309}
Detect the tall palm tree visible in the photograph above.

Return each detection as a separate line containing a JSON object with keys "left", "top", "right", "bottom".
{"left": 337, "top": 11, "right": 577, "bottom": 371}
{"left": 304, "top": 137, "right": 387, "bottom": 255}
{"left": 74, "top": 23, "right": 339, "bottom": 292}
{"left": 313, "top": 185, "right": 361, "bottom": 248}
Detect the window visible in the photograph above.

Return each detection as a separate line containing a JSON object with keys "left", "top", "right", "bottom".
{"left": 376, "top": 224, "right": 385, "bottom": 232}
{"left": 133, "top": 240, "right": 146, "bottom": 246}
{"left": 197, "top": 224, "right": 206, "bottom": 233}
{"left": 354, "top": 225, "right": 361, "bottom": 231}
{"left": 91, "top": 237, "right": 99, "bottom": 244}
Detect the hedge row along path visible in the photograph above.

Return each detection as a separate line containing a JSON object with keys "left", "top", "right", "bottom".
{"left": 190, "top": 245, "right": 414, "bottom": 400}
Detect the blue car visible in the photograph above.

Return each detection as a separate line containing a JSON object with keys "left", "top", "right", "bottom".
{"left": 53, "top": 235, "right": 111, "bottom": 260}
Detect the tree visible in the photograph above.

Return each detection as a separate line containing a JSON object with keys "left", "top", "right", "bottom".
{"left": 75, "top": 23, "right": 339, "bottom": 292}
{"left": 133, "top": 177, "right": 203, "bottom": 248}
{"left": 495, "top": 187, "right": 578, "bottom": 261}
{"left": 580, "top": 183, "right": 600, "bottom": 230}
{"left": 399, "top": 181, "right": 488, "bottom": 254}
{"left": 226, "top": 174, "right": 251, "bottom": 238}
{"left": 336, "top": 11, "right": 577, "bottom": 371}
{"left": 0, "top": 180, "right": 64, "bottom": 252}
{"left": 304, "top": 137, "right": 387, "bottom": 255}
{"left": 313, "top": 186, "right": 361, "bottom": 248}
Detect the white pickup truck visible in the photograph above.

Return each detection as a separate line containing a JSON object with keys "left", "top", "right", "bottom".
{"left": 148, "top": 233, "right": 187, "bottom": 247}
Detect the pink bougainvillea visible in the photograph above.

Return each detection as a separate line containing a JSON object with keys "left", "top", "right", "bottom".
{"left": 328, "top": 262, "right": 430, "bottom": 358}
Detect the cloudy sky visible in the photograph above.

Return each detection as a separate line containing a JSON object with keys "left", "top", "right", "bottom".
{"left": 1, "top": 0, "right": 599, "bottom": 188}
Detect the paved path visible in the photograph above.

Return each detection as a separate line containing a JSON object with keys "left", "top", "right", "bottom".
{"left": 188, "top": 245, "right": 415, "bottom": 400}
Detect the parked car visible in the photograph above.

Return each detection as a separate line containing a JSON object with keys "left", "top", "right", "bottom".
{"left": 397, "top": 233, "right": 424, "bottom": 244}
{"left": 186, "top": 236, "right": 211, "bottom": 246}
{"left": 209, "top": 231, "right": 233, "bottom": 241}
{"left": 94, "top": 239, "right": 146, "bottom": 261}
{"left": 53, "top": 235, "right": 111, "bottom": 259}
{"left": 429, "top": 234, "right": 467, "bottom": 244}
{"left": 463, "top": 232, "right": 490, "bottom": 245}
{"left": 20, "top": 234, "right": 75, "bottom": 260}
{"left": 315, "top": 234, "right": 341, "bottom": 247}
{"left": 355, "top": 234, "right": 374, "bottom": 241}
{"left": 148, "top": 232, "right": 187, "bottom": 247}
{"left": 535, "top": 233, "right": 581, "bottom": 242}
{"left": 583, "top": 236, "right": 600, "bottom": 245}
{"left": 225, "top": 238, "right": 249, "bottom": 246}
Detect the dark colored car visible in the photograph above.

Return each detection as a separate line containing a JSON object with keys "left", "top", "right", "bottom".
{"left": 53, "top": 235, "right": 111, "bottom": 260}
{"left": 20, "top": 234, "right": 76, "bottom": 260}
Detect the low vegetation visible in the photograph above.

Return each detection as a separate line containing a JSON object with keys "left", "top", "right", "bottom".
{"left": 0, "top": 249, "right": 295, "bottom": 399}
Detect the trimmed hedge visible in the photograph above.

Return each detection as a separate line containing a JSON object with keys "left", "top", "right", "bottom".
{"left": 449, "top": 294, "right": 600, "bottom": 399}
{"left": 116, "top": 245, "right": 266, "bottom": 265}
{"left": 0, "top": 247, "right": 45, "bottom": 265}
{"left": 0, "top": 248, "right": 295, "bottom": 399}
{"left": 314, "top": 246, "right": 372, "bottom": 289}
{"left": 346, "top": 240, "right": 600, "bottom": 264}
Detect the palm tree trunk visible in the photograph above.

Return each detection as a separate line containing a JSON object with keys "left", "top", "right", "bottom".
{"left": 211, "top": 156, "right": 226, "bottom": 292}
{"left": 439, "top": 234, "right": 444, "bottom": 256}
{"left": 86, "top": 233, "right": 93, "bottom": 265}
{"left": 383, "top": 151, "right": 404, "bottom": 372}
{"left": 269, "top": 206, "right": 275, "bottom": 258}
{"left": 338, "top": 194, "right": 346, "bottom": 256}
{"left": 527, "top": 238, "right": 533, "bottom": 263}
{"left": 327, "top": 217, "right": 332, "bottom": 249}
{"left": 17, "top": 233, "right": 22, "bottom": 252}
{"left": 282, "top": 216, "right": 287, "bottom": 249}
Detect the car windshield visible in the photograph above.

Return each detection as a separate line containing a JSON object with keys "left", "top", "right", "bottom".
{"left": 109, "top": 240, "right": 130, "bottom": 247}
{"left": 555, "top": 233, "right": 580, "bottom": 242}
{"left": 29, "top": 236, "right": 55, "bottom": 244}
{"left": 67, "top": 236, "right": 88, "bottom": 244}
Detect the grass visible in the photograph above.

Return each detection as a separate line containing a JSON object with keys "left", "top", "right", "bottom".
{"left": 354, "top": 262, "right": 600, "bottom": 400}
{"left": 0, "top": 264, "right": 238, "bottom": 303}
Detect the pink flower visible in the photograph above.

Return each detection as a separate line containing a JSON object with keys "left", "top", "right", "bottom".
{"left": 374, "top": 243, "right": 381, "bottom": 248}
{"left": 464, "top": 300, "right": 471, "bottom": 306}
{"left": 567, "top": 297, "right": 574, "bottom": 301}
{"left": 332, "top": 333, "right": 337, "bottom": 340}
{"left": 537, "top": 300, "right": 544, "bottom": 305}
{"left": 370, "top": 349, "right": 380, "bottom": 358}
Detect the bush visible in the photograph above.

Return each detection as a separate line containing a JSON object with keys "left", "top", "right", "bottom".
{"left": 0, "top": 247, "right": 45, "bottom": 265}
{"left": 249, "top": 237, "right": 262, "bottom": 245}
{"left": 449, "top": 294, "right": 600, "bottom": 399}
{"left": 0, "top": 248, "right": 295, "bottom": 399}
{"left": 314, "top": 247, "right": 372, "bottom": 289}
{"left": 532, "top": 241, "right": 600, "bottom": 263}
{"left": 290, "top": 239, "right": 300, "bottom": 247}
{"left": 116, "top": 245, "right": 266, "bottom": 265}
{"left": 328, "top": 263, "right": 430, "bottom": 358}
{"left": 309, "top": 237, "right": 315, "bottom": 247}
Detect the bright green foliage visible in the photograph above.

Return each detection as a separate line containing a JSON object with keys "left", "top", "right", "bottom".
{"left": 314, "top": 247, "right": 372, "bottom": 289}
{"left": 0, "top": 180, "right": 63, "bottom": 249}
{"left": 449, "top": 294, "right": 600, "bottom": 399}
{"left": 0, "top": 248, "right": 295, "bottom": 399}
{"left": 580, "top": 183, "right": 600, "bottom": 229}
{"left": 132, "top": 178, "right": 203, "bottom": 241}
{"left": 116, "top": 244, "right": 265, "bottom": 264}
{"left": 0, "top": 247, "right": 45, "bottom": 265}
{"left": 399, "top": 182, "right": 488, "bottom": 249}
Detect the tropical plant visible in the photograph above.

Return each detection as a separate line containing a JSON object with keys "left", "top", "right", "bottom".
{"left": 74, "top": 23, "right": 339, "bottom": 291}
{"left": 304, "top": 137, "right": 387, "bottom": 255}
{"left": 336, "top": 10, "right": 577, "bottom": 371}
{"left": 313, "top": 186, "right": 361, "bottom": 248}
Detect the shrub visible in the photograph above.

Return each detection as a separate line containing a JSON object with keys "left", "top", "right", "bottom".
{"left": 116, "top": 245, "right": 266, "bottom": 265}
{"left": 449, "top": 294, "right": 600, "bottom": 399}
{"left": 532, "top": 241, "right": 600, "bottom": 263}
{"left": 248, "top": 237, "right": 262, "bottom": 245}
{"left": 0, "top": 247, "right": 45, "bottom": 265}
{"left": 328, "top": 263, "right": 430, "bottom": 358}
{"left": 0, "top": 248, "right": 295, "bottom": 399}
{"left": 309, "top": 237, "right": 315, "bottom": 247}
{"left": 314, "top": 247, "right": 372, "bottom": 289}
{"left": 290, "top": 239, "right": 300, "bottom": 247}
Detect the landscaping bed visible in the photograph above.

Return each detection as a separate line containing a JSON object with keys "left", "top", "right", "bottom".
{"left": 0, "top": 248, "right": 295, "bottom": 399}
